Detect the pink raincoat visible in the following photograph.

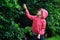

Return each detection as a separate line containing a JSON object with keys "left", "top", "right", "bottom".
{"left": 25, "top": 9, "right": 48, "bottom": 35}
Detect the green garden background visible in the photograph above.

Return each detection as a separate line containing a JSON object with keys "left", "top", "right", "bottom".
{"left": 0, "top": 0, "right": 60, "bottom": 40}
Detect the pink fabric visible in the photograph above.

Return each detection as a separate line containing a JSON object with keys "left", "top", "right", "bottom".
{"left": 25, "top": 9, "right": 48, "bottom": 35}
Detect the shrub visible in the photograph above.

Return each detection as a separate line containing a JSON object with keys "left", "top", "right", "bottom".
{"left": 0, "top": 0, "right": 60, "bottom": 40}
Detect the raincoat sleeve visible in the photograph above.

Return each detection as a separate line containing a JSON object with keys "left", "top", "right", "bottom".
{"left": 25, "top": 9, "right": 35, "bottom": 20}
{"left": 39, "top": 20, "right": 46, "bottom": 35}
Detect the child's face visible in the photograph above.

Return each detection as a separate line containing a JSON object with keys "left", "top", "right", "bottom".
{"left": 37, "top": 10, "right": 43, "bottom": 18}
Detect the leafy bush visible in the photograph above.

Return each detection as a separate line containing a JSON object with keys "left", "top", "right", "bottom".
{"left": 0, "top": 0, "right": 60, "bottom": 40}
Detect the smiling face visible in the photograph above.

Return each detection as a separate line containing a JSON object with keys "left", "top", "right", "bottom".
{"left": 36, "top": 9, "right": 43, "bottom": 18}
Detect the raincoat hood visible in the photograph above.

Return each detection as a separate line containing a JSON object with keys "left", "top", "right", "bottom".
{"left": 41, "top": 8, "right": 48, "bottom": 19}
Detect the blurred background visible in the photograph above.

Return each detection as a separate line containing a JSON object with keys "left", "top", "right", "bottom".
{"left": 0, "top": 0, "right": 60, "bottom": 40}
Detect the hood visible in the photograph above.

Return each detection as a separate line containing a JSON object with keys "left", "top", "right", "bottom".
{"left": 41, "top": 8, "right": 48, "bottom": 19}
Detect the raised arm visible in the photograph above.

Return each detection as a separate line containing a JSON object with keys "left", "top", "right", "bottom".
{"left": 23, "top": 4, "right": 35, "bottom": 20}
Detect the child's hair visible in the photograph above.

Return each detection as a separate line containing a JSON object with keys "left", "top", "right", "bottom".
{"left": 37, "top": 8, "right": 43, "bottom": 13}
{"left": 37, "top": 8, "right": 41, "bottom": 11}
{"left": 37, "top": 8, "right": 43, "bottom": 11}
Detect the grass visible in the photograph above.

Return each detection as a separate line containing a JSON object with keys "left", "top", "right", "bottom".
{"left": 45, "top": 36, "right": 60, "bottom": 40}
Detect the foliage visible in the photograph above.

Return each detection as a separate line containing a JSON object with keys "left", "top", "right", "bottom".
{"left": 0, "top": 0, "right": 60, "bottom": 40}
{"left": 45, "top": 36, "right": 60, "bottom": 40}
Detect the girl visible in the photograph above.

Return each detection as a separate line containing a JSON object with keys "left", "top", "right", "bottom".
{"left": 23, "top": 4, "right": 48, "bottom": 40}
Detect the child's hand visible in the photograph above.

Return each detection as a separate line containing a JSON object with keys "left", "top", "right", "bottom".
{"left": 37, "top": 34, "right": 40, "bottom": 39}
{"left": 23, "top": 4, "right": 27, "bottom": 10}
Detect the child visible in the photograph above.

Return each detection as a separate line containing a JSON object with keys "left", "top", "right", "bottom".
{"left": 23, "top": 4, "right": 48, "bottom": 40}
